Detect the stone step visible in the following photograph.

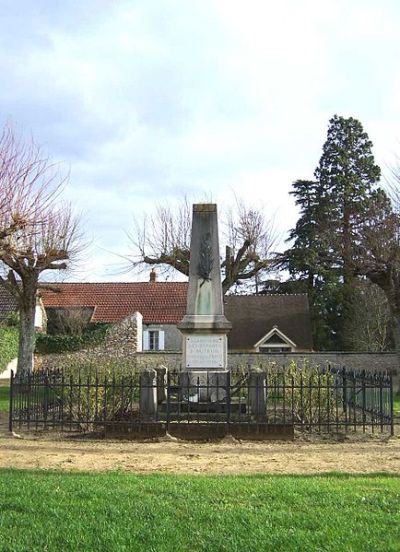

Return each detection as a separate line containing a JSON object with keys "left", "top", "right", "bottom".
{"left": 160, "top": 401, "right": 247, "bottom": 414}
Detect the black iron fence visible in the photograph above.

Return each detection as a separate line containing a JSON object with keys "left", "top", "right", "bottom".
{"left": 9, "top": 366, "right": 394, "bottom": 439}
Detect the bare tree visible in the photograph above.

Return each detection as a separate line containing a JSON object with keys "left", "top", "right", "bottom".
{"left": 134, "top": 198, "right": 192, "bottom": 278}
{"left": 128, "top": 198, "right": 277, "bottom": 293}
{"left": 343, "top": 281, "right": 392, "bottom": 351}
{"left": 358, "top": 185, "right": 400, "bottom": 351}
{"left": 46, "top": 307, "right": 94, "bottom": 336}
{"left": 0, "top": 126, "right": 84, "bottom": 373}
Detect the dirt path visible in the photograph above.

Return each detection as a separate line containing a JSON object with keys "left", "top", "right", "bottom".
{"left": 1, "top": 418, "right": 399, "bottom": 475}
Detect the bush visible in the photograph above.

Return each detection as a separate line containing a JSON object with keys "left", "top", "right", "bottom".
{"left": 5, "top": 311, "right": 19, "bottom": 327}
{"left": 44, "top": 358, "right": 143, "bottom": 429}
{"left": 232, "top": 360, "right": 340, "bottom": 426}
{"left": 0, "top": 326, "right": 19, "bottom": 372}
{"left": 35, "top": 324, "right": 110, "bottom": 354}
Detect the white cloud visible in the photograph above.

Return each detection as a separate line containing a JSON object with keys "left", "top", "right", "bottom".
{"left": 0, "top": 0, "right": 399, "bottom": 280}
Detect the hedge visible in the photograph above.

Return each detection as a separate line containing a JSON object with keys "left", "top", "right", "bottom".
{"left": 0, "top": 326, "right": 19, "bottom": 372}
{"left": 35, "top": 324, "right": 110, "bottom": 354}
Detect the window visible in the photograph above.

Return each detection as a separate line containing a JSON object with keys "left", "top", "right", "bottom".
{"left": 149, "top": 330, "right": 159, "bottom": 351}
{"left": 259, "top": 346, "right": 292, "bottom": 353}
{"left": 143, "top": 329, "right": 165, "bottom": 351}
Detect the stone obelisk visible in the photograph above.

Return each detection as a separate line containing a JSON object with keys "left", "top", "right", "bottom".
{"left": 178, "top": 204, "right": 231, "bottom": 376}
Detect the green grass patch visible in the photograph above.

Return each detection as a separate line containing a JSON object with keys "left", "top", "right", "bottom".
{"left": 0, "top": 385, "right": 9, "bottom": 412}
{"left": 0, "top": 471, "right": 399, "bottom": 551}
{"left": 394, "top": 393, "right": 400, "bottom": 417}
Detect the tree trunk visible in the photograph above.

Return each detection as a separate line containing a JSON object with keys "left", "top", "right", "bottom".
{"left": 16, "top": 276, "right": 38, "bottom": 374}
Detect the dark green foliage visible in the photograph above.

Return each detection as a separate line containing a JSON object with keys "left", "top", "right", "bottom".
{"left": 0, "top": 471, "right": 399, "bottom": 551}
{"left": 0, "top": 326, "right": 18, "bottom": 371}
{"left": 35, "top": 323, "right": 110, "bottom": 354}
{"left": 5, "top": 311, "right": 19, "bottom": 327}
{"left": 284, "top": 115, "right": 386, "bottom": 350}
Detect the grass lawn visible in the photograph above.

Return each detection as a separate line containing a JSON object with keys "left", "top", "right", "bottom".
{"left": 0, "top": 384, "right": 9, "bottom": 412}
{"left": 394, "top": 393, "right": 400, "bottom": 417}
{"left": 0, "top": 471, "right": 399, "bottom": 551}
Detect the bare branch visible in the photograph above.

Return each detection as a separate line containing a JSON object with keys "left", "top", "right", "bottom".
{"left": 125, "top": 197, "right": 277, "bottom": 293}
{"left": 0, "top": 124, "right": 85, "bottom": 373}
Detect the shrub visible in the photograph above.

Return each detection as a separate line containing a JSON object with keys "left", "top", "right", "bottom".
{"left": 43, "top": 357, "right": 143, "bottom": 429}
{"left": 273, "top": 360, "right": 338, "bottom": 426}
{"left": 35, "top": 324, "right": 110, "bottom": 354}
{"left": 0, "top": 326, "right": 19, "bottom": 372}
{"left": 5, "top": 311, "right": 19, "bottom": 327}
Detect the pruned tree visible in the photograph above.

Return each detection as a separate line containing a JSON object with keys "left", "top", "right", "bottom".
{"left": 129, "top": 198, "right": 277, "bottom": 294}
{"left": 0, "top": 126, "right": 84, "bottom": 373}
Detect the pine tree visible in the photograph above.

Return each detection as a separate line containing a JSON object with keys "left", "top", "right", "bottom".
{"left": 315, "top": 115, "right": 381, "bottom": 285}
{"left": 315, "top": 115, "right": 381, "bottom": 348}
{"left": 284, "top": 115, "right": 382, "bottom": 350}
{"left": 284, "top": 179, "right": 341, "bottom": 349}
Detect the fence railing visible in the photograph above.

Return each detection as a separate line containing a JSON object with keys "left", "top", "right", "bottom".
{"left": 9, "top": 366, "right": 394, "bottom": 438}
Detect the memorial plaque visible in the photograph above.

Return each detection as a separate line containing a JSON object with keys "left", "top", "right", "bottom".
{"left": 185, "top": 335, "right": 225, "bottom": 369}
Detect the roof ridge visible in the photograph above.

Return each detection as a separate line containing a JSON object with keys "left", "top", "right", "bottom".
{"left": 41, "top": 281, "right": 189, "bottom": 285}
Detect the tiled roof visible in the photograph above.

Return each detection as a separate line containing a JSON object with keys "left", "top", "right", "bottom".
{"left": 40, "top": 283, "right": 313, "bottom": 350}
{"left": 0, "top": 286, "right": 18, "bottom": 320}
{"left": 224, "top": 294, "right": 313, "bottom": 351}
{"left": 40, "top": 282, "right": 188, "bottom": 324}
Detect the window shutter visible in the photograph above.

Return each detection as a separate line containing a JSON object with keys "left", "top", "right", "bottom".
{"left": 143, "top": 330, "right": 149, "bottom": 350}
{"left": 159, "top": 330, "right": 165, "bottom": 350}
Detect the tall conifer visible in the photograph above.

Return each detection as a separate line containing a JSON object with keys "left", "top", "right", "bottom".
{"left": 285, "top": 115, "right": 382, "bottom": 350}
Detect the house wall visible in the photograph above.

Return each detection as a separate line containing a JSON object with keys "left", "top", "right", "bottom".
{"left": 34, "top": 301, "right": 47, "bottom": 332}
{"left": 143, "top": 324, "right": 182, "bottom": 350}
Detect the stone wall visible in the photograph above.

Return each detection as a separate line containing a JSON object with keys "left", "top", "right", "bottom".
{"left": 37, "top": 312, "right": 143, "bottom": 370}
{"left": 228, "top": 352, "right": 399, "bottom": 373}
{"left": 37, "top": 320, "right": 400, "bottom": 393}
{"left": 133, "top": 351, "right": 400, "bottom": 391}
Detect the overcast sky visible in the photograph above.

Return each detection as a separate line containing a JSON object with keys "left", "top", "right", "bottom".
{"left": 1, "top": 0, "right": 400, "bottom": 281}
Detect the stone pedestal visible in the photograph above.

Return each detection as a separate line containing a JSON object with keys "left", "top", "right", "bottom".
{"left": 249, "top": 372, "right": 267, "bottom": 418}
{"left": 139, "top": 368, "right": 157, "bottom": 419}
{"left": 179, "top": 370, "right": 228, "bottom": 402}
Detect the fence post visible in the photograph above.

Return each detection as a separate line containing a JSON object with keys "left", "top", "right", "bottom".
{"left": 8, "top": 370, "right": 14, "bottom": 433}
{"left": 389, "top": 373, "right": 394, "bottom": 437}
{"left": 342, "top": 367, "right": 347, "bottom": 418}
{"left": 140, "top": 368, "right": 157, "bottom": 420}
{"left": 362, "top": 369, "right": 366, "bottom": 434}
{"left": 226, "top": 370, "right": 231, "bottom": 430}
{"left": 166, "top": 370, "right": 171, "bottom": 433}
{"left": 249, "top": 371, "right": 266, "bottom": 420}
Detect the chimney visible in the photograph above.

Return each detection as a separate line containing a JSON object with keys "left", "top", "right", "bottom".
{"left": 149, "top": 269, "right": 157, "bottom": 283}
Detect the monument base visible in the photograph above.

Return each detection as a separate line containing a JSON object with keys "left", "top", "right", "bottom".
{"left": 179, "top": 370, "right": 228, "bottom": 402}
{"left": 180, "top": 332, "right": 229, "bottom": 371}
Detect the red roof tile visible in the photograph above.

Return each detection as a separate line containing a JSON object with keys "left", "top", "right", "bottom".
{"left": 40, "top": 282, "right": 188, "bottom": 324}
{"left": 0, "top": 286, "right": 18, "bottom": 320}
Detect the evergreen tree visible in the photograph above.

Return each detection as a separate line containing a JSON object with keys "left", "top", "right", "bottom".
{"left": 315, "top": 115, "right": 381, "bottom": 286}
{"left": 283, "top": 179, "right": 341, "bottom": 349}
{"left": 284, "top": 115, "right": 382, "bottom": 350}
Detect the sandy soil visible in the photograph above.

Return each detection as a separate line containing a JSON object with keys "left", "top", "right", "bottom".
{"left": 1, "top": 414, "right": 399, "bottom": 475}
